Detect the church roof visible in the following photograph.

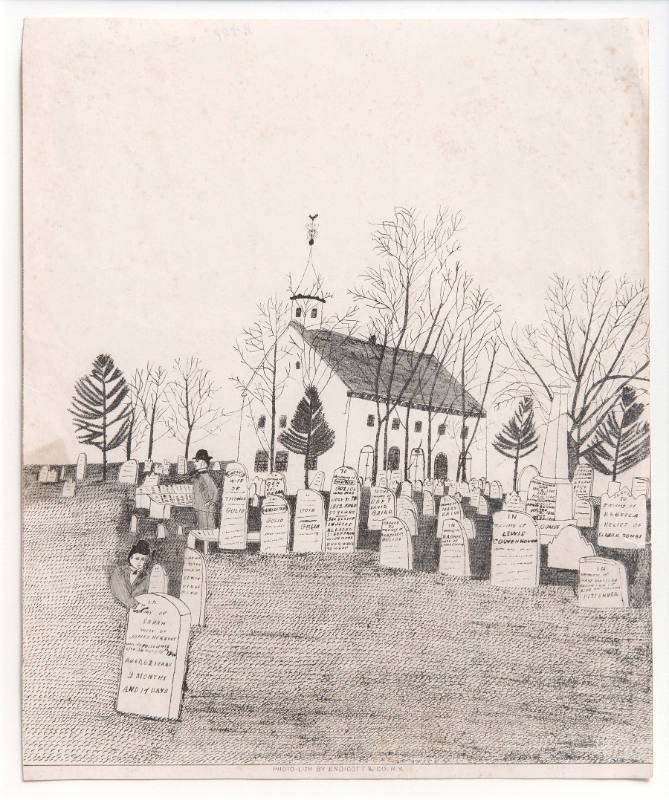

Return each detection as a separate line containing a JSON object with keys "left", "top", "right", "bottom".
{"left": 293, "top": 323, "right": 485, "bottom": 417}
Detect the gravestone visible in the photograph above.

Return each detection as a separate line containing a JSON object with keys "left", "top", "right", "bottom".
{"left": 38, "top": 466, "right": 49, "bottom": 483}
{"left": 156, "top": 524, "right": 167, "bottom": 539}
{"left": 46, "top": 468, "right": 58, "bottom": 483}
{"left": 547, "top": 525, "right": 596, "bottom": 570}
{"left": 59, "top": 466, "right": 66, "bottom": 481}
{"left": 503, "top": 491, "right": 524, "bottom": 512}
{"left": 414, "top": 480, "right": 423, "bottom": 494}
{"left": 484, "top": 481, "right": 491, "bottom": 496}
{"left": 456, "top": 481, "right": 469, "bottom": 498}
{"left": 264, "top": 473, "right": 286, "bottom": 496}
{"left": 148, "top": 564, "right": 168, "bottom": 593}
{"left": 399, "top": 481, "right": 413, "bottom": 498}
{"left": 490, "top": 511, "right": 540, "bottom": 588}
{"left": 143, "top": 461, "right": 153, "bottom": 473}
{"left": 606, "top": 481, "right": 621, "bottom": 497}
{"left": 468, "top": 487, "right": 481, "bottom": 509}
{"left": 574, "top": 498, "right": 596, "bottom": 528}
{"left": 396, "top": 496, "right": 418, "bottom": 538}
{"left": 433, "top": 480, "right": 445, "bottom": 497}
{"left": 490, "top": 481, "right": 503, "bottom": 500}
{"left": 218, "top": 462, "right": 249, "bottom": 550}
{"left": 517, "top": 464, "right": 538, "bottom": 498}
{"left": 597, "top": 487, "right": 647, "bottom": 550}
{"left": 250, "top": 493, "right": 259, "bottom": 507}
{"left": 389, "top": 470, "right": 402, "bottom": 492}
{"left": 177, "top": 525, "right": 185, "bottom": 537}
{"left": 438, "top": 518, "right": 470, "bottom": 578}
{"left": 453, "top": 492, "right": 462, "bottom": 503}
{"left": 211, "top": 461, "right": 221, "bottom": 471}
{"left": 476, "top": 496, "right": 489, "bottom": 516}
{"left": 367, "top": 487, "right": 396, "bottom": 530}
{"left": 293, "top": 489, "right": 326, "bottom": 553}
{"left": 177, "top": 457, "right": 187, "bottom": 475}
{"left": 162, "top": 459, "right": 171, "bottom": 477}
{"left": 577, "top": 557, "right": 629, "bottom": 608}
{"left": 377, "top": 473, "right": 388, "bottom": 489}
{"left": 572, "top": 464, "right": 594, "bottom": 502}
{"left": 462, "top": 518, "right": 476, "bottom": 540}
{"left": 179, "top": 547, "right": 206, "bottom": 626}
{"left": 379, "top": 517, "right": 413, "bottom": 570}
{"left": 423, "top": 480, "right": 434, "bottom": 494}
{"left": 61, "top": 480, "right": 76, "bottom": 498}
{"left": 149, "top": 498, "right": 170, "bottom": 520}
{"left": 631, "top": 477, "right": 650, "bottom": 498}
{"left": 468, "top": 479, "right": 479, "bottom": 495}
{"left": 76, "top": 453, "right": 87, "bottom": 481}
{"left": 116, "top": 593, "right": 190, "bottom": 720}
{"left": 308, "top": 470, "right": 326, "bottom": 491}
{"left": 422, "top": 490, "right": 436, "bottom": 517}
{"left": 186, "top": 532, "right": 196, "bottom": 549}
{"left": 436, "top": 496, "right": 463, "bottom": 537}
{"left": 129, "top": 515, "right": 138, "bottom": 534}
{"left": 525, "top": 475, "right": 572, "bottom": 521}
{"left": 537, "top": 519, "right": 577, "bottom": 546}
{"left": 325, "top": 467, "right": 361, "bottom": 553}
{"left": 118, "top": 460, "right": 139, "bottom": 485}
{"left": 260, "top": 495, "right": 290, "bottom": 554}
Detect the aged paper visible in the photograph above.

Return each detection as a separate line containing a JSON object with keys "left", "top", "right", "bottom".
{"left": 22, "top": 18, "right": 651, "bottom": 779}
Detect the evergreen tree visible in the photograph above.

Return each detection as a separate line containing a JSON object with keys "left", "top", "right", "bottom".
{"left": 583, "top": 386, "right": 649, "bottom": 480}
{"left": 279, "top": 385, "right": 335, "bottom": 487}
{"left": 69, "top": 354, "right": 131, "bottom": 480}
{"left": 492, "top": 396, "right": 539, "bottom": 491}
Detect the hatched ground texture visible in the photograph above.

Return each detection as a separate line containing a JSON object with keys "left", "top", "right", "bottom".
{"left": 23, "top": 481, "right": 651, "bottom": 766}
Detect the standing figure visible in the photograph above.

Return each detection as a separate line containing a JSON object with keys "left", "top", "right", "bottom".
{"left": 110, "top": 540, "right": 151, "bottom": 611}
{"left": 192, "top": 448, "right": 218, "bottom": 529}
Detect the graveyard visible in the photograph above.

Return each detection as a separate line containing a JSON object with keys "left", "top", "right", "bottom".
{"left": 22, "top": 453, "right": 652, "bottom": 767}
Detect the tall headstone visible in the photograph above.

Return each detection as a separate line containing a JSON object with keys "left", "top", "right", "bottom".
{"left": 517, "top": 464, "right": 538, "bottom": 499}
{"left": 177, "top": 457, "right": 187, "bottom": 475}
{"left": 61, "top": 480, "right": 76, "bottom": 498}
{"left": 438, "top": 519, "right": 470, "bottom": 578}
{"left": 308, "top": 470, "right": 326, "bottom": 491}
{"left": 574, "top": 498, "right": 596, "bottom": 528}
{"left": 116, "top": 593, "right": 190, "bottom": 720}
{"left": 218, "top": 462, "right": 249, "bottom": 550}
{"left": 396, "top": 496, "right": 418, "bottom": 538}
{"left": 367, "top": 487, "right": 396, "bottom": 530}
{"left": 260, "top": 495, "right": 291, "bottom": 554}
{"left": 76, "top": 453, "right": 87, "bottom": 481}
{"left": 118, "top": 460, "right": 139, "bottom": 485}
{"left": 325, "top": 467, "right": 361, "bottom": 554}
{"left": 578, "top": 557, "right": 629, "bottom": 608}
{"left": 379, "top": 517, "right": 413, "bottom": 570}
{"left": 293, "top": 489, "right": 326, "bottom": 553}
{"left": 422, "top": 490, "right": 436, "bottom": 517}
{"left": 526, "top": 475, "right": 571, "bottom": 521}
{"left": 414, "top": 479, "right": 424, "bottom": 495}
{"left": 148, "top": 564, "right": 168, "bottom": 593}
{"left": 179, "top": 547, "right": 207, "bottom": 626}
{"left": 436, "top": 496, "right": 463, "bottom": 538}
{"left": 572, "top": 464, "right": 594, "bottom": 502}
{"left": 597, "top": 487, "right": 647, "bottom": 550}
{"left": 547, "top": 525, "right": 596, "bottom": 570}
{"left": 490, "top": 511, "right": 540, "bottom": 588}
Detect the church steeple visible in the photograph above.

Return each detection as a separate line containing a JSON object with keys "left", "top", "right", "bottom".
{"left": 290, "top": 213, "right": 325, "bottom": 328}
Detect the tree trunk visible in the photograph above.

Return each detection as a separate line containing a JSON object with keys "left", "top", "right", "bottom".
{"left": 304, "top": 405, "right": 312, "bottom": 489}
{"left": 270, "top": 340, "right": 278, "bottom": 471}
{"left": 102, "top": 375, "right": 107, "bottom": 481}
{"left": 185, "top": 426, "right": 193, "bottom": 460}
{"left": 126, "top": 412, "right": 133, "bottom": 460}
{"left": 147, "top": 404, "right": 156, "bottom": 460}
{"left": 372, "top": 423, "right": 382, "bottom": 485}
{"left": 426, "top": 409, "right": 433, "bottom": 479}
{"left": 382, "top": 413, "right": 390, "bottom": 471}
{"left": 403, "top": 404, "right": 411, "bottom": 480}
{"left": 513, "top": 440, "right": 520, "bottom": 492}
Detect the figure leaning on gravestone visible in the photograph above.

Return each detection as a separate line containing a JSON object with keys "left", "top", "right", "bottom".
{"left": 110, "top": 540, "right": 151, "bottom": 612}
{"left": 192, "top": 448, "right": 218, "bottom": 529}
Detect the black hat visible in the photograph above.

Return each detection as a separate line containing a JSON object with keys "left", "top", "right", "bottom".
{"left": 194, "top": 449, "right": 212, "bottom": 463}
{"left": 129, "top": 539, "right": 151, "bottom": 559}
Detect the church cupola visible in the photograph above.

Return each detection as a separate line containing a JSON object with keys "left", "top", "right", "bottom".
{"left": 290, "top": 293, "right": 325, "bottom": 329}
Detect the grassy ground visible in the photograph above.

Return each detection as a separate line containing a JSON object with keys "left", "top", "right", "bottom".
{"left": 22, "top": 479, "right": 652, "bottom": 766}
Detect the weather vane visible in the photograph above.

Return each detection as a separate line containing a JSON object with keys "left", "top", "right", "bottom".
{"left": 306, "top": 213, "right": 319, "bottom": 247}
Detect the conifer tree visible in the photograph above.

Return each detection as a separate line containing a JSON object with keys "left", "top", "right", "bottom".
{"left": 279, "top": 385, "right": 335, "bottom": 487}
{"left": 583, "top": 386, "right": 649, "bottom": 480}
{"left": 69, "top": 354, "right": 131, "bottom": 480}
{"left": 492, "top": 396, "right": 539, "bottom": 491}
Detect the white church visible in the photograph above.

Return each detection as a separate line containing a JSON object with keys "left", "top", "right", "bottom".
{"left": 236, "top": 290, "right": 487, "bottom": 494}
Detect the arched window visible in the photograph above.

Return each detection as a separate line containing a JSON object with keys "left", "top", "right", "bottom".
{"left": 258, "top": 415, "right": 266, "bottom": 429}
{"left": 357, "top": 445, "right": 374, "bottom": 482}
{"left": 295, "top": 307, "right": 302, "bottom": 318}
{"left": 310, "top": 308, "right": 318, "bottom": 318}
{"left": 254, "top": 450, "right": 269, "bottom": 473}
{"left": 275, "top": 451, "right": 289, "bottom": 472}
{"left": 279, "top": 414, "right": 287, "bottom": 428}
{"left": 434, "top": 452, "right": 448, "bottom": 480}
{"left": 391, "top": 418, "right": 400, "bottom": 430}
{"left": 387, "top": 446, "right": 400, "bottom": 471}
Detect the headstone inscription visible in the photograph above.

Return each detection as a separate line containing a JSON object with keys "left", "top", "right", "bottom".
{"left": 324, "top": 467, "right": 360, "bottom": 554}
{"left": 436, "top": 495, "right": 463, "bottom": 537}
{"left": 525, "top": 476, "right": 562, "bottom": 521}
{"left": 536, "top": 519, "right": 578, "bottom": 546}
{"left": 308, "top": 470, "right": 326, "bottom": 491}
{"left": 177, "top": 457, "right": 187, "bottom": 475}
{"left": 572, "top": 464, "right": 594, "bottom": 502}
{"left": 118, "top": 460, "right": 139, "bottom": 485}
{"left": 396, "top": 496, "right": 418, "bottom": 538}
{"left": 438, "top": 519, "right": 470, "bottom": 578}
{"left": 293, "top": 489, "right": 326, "bottom": 553}
{"left": 367, "top": 487, "right": 396, "bottom": 530}
{"left": 490, "top": 511, "right": 540, "bottom": 588}
{"left": 422, "top": 490, "right": 436, "bottom": 517}
{"left": 116, "top": 593, "right": 190, "bottom": 720}
{"left": 180, "top": 547, "right": 207, "bottom": 626}
{"left": 62, "top": 480, "right": 76, "bottom": 498}
{"left": 577, "top": 557, "right": 629, "bottom": 608}
{"left": 260, "top": 495, "right": 290, "bottom": 554}
{"left": 379, "top": 517, "right": 413, "bottom": 570}
{"left": 574, "top": 499, "right": 595, "bottom": 528}
{"left": 76, "top": 453, "right": 87, "bottom": 481}
{"left": 631, "top": 477, "right": 650, "bottom": 498}
{"left": 490, "top": 481, "right": 503, "bottom": 500}
{"left": 547, "top": 525, "right": 596, "bottom": 570}
{"left": 597, "top": 488, "right": 647, "bottom": 550}
{"left": 218, "top": 462, "right": 249, "bottom": 550}
{"left": 148, "top": 564, "right": 168, "bottom": 593}
{"left": 264, "top": 473, "right": 286, "bottom": 497}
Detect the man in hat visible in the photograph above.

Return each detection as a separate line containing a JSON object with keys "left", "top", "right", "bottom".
{"left": 192, "top": 449, "right": 218, "bottom": 529}
{"left": 110, "top": 540, "right": 151, "bottom": 611}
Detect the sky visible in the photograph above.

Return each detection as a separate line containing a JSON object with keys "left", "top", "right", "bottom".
{"left": 21, "top": 18, "right": 649, "bottom": 484}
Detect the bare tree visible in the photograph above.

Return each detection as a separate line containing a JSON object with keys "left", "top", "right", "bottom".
{"left": 497, "top": 272, "right": 649, "bottom": 478}
{"left": 232, "top": 297, "right": 293, "bottom": 472}
{"left": 166, "top": 357, "right": 222, "bottom": 459}
{"left": 350, "top": 206, "right": 463, "bottom": 482}
{"left": 125, "top": 367, "right": 149, "bottom": 460}
{"left": 139, "top": 363, "right": 169, "bottom": 461}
